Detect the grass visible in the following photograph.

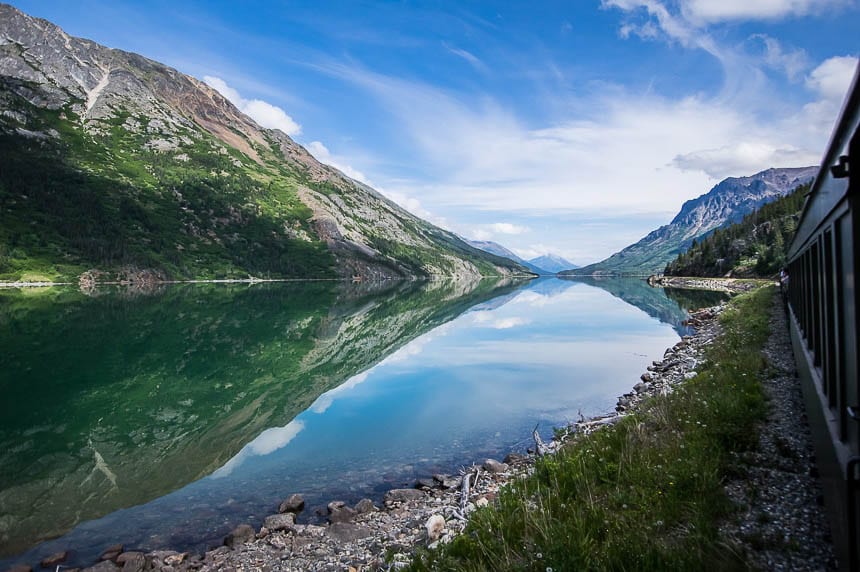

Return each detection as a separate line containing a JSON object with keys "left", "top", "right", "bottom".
{"left": 408, "top": 286, "right": 775, "bottom": 572}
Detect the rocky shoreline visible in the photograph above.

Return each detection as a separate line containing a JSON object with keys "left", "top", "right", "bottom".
{"left": 5, "top": 295, "right": 735, "bottom": 572}
{"left": 647, "top": 274, "right": 767, "bottom": 293}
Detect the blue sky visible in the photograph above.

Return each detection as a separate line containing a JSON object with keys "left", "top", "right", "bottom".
{"left": 9, "top": 0, "right": 859, "bottom": 264}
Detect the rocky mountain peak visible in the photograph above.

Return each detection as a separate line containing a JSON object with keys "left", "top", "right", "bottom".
{"left": 0, "top": 3, "right": 526, "bottom": 280}
{"left": 562, "top": 166, "right": 817, "bottom": 276}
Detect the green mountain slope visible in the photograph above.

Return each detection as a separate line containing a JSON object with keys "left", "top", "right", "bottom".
{"left": 0, "top": 4, "right": 525, "bottom": 282}
{"left": 663, "top": 182, "right": 810, "bottom": 277}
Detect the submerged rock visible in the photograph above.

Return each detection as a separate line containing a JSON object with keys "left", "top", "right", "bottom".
{"left": 279, "top": 493, "right": 305, "bottom": 514}
{"left": 327, "top": 501, "right": 357, "bottom": 523}
{"left": 99, "top": 544, "right": 123, "bottom": 562}
{"left": 223, "top": 524, "right": 255, "bottom": 548}
{"left": 116, "top": 552, "right": 146, "bottom": 572}
{"left": 40, "top": 551, "right": 68, "bottom": 568}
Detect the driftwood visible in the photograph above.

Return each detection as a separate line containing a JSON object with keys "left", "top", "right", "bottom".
{"left": 452, "top": 466, "right": 479, "bottom": 521}
{"left": 533, "top": 424, "right": 552, "bottom": 456}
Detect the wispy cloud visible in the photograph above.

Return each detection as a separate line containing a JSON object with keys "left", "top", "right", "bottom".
{"left": 443, "top": 42, "right": 489, "bottom": 73}
{"left": 750, "top": 34, "right": 809, "bottom": 80}
{"left": 204, "top": 75, "right": 301, "bottom": 135}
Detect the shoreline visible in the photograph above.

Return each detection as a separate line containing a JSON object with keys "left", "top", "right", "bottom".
{"left": 4, "top": 289, "right": 733, "bottom": 572}
{"left": 0, "top": 275, "right": 536, "bottom": 290}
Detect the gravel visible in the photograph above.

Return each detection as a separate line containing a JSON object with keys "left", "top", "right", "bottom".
{"left": 721, "top": 297, "right": 836, "bottom": 571}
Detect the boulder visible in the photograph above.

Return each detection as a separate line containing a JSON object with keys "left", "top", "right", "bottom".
{"left": 354, "top": 498, "right": 376, "bottom": 514}
{"left": 482, "top": 459, "right": 508, "bottom": 473}
{"left": 278, "top": 494, "right": 305, "bottom": 514}
{"left": 640, "top": 372, "right": 653, "bottom": 383}
{"left": 263, "top": 513, "right": 295, "bottom": 532}
{"left": 40, "top": 551, "right": 68, "bottom": 568}
{"left": 99, "top": 544, "right": 123, "bottom": 562}
{"left": 425, "top": 515, "right": 445, "bottom": 542}
{"left": 223, "top": 524, "right": 255, "bottom": 549}
{"left": 327, "top": 501, "right": 356, "bottom": 524}
{"left": 115, "top": 552, "right": 146, "bottom": 572}
{"left": 384, "top": 489, "right": 425, "bottom": 504}
{"left": 7, "top": 566, "right": 33, "bottom": 572}
{"left": 415, "top": 477, "right": 437, "bottom": 489}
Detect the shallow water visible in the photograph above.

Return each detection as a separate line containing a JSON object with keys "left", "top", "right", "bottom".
{"left": 0, "top": 277, "right": 727, "bottom": 567}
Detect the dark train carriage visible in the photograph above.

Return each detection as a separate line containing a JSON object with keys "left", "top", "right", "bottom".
{"left": 786, "top": 62, "right": 860, "bottom": 571}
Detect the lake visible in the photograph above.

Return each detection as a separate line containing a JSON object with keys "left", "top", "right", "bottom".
{"left": 0, "top": 277, "right": 727, "bottom": 567}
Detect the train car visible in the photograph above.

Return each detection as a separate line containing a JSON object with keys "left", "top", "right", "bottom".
{"left": 786, "top": 61, "right": 859, "bottom": 571}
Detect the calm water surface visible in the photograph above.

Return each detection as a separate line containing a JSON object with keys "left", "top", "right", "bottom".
{"left": 0, "top": 277, "right": 727, "bottom": 567}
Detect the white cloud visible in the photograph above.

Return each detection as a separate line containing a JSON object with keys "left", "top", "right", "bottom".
{"left": 490, "top": 222, "right": 528, "bottom": 235}
{"left": 798, "top": 56, "right": 859, "bottom": 140}
{"left": 327, "top": 61, "right": 843, "bottom": 211}
{"left": 212, "top": 420, "right": 305, "bottom": 478}
{"left": 204, "top": 75, "right": 301, "bottom": 135}
{"left": 311, "top": 371, "right": 370, "bottom": 414}
{"left": 468, "top": 222, "right": 530, "bottom": 241}
{"left": 681, "top": 0, "right": 846, "bottom": 24}
{"left": 308, "top": 6, "right": 856, "bottom": 261}
{"left": 673, "top": 142, "right": 818, "bottom": 178}
{"left": 307, "top": 140, "right": 371, "bottom": 184}
{"left": 469, "top": 312, "right": 529, "bottom": 329}
{"left": 806, "top": 56, "right": 858, "bottom": 101}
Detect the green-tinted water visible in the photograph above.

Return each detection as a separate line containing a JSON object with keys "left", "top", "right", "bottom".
{"left": 0, "top": 277, "right": 727, "bottom": 566}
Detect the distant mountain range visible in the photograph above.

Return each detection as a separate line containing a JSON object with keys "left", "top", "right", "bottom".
{"left": 465, "top": 240, "right": 577, "bottom": 274}
{"left": 0, "top": 4, "right": 527, "bottom": 282}
{"left": 529, "top": 254, "right": 578, "bottom": 273}
{"left": 561, "top": 166, "right": 818, "bottom": 276}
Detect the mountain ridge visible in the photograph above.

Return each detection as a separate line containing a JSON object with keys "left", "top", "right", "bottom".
{"left": 465, "top": 239, "right": 548, "bottom": 274}
{"left": 0, "top": 3, "right": 527, "bottom": 282}
{"left": 529, "top": 254, "right": 578, "bottom": 273}
{"left": 561, "top": 166, "right": 817, "bottom": 276}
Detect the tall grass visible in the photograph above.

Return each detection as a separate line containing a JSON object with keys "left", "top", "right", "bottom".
{"left": 409, "top": 286, "right": 774, "bottom": 571}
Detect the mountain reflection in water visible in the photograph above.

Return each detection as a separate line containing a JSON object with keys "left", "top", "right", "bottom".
{"left": 0, "top": 277, "right": 723, "bottom": 567}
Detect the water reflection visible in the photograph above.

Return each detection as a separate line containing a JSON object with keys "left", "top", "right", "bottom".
{"left": 0, "top": 277, "right": 520, "bottom": 559}
{"left": 1, "top": 277, "right": 720, "bottom": 568}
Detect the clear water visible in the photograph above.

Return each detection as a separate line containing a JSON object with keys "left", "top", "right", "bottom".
{"left": 0, "top": 277, "right": 727, "bottom": 567}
